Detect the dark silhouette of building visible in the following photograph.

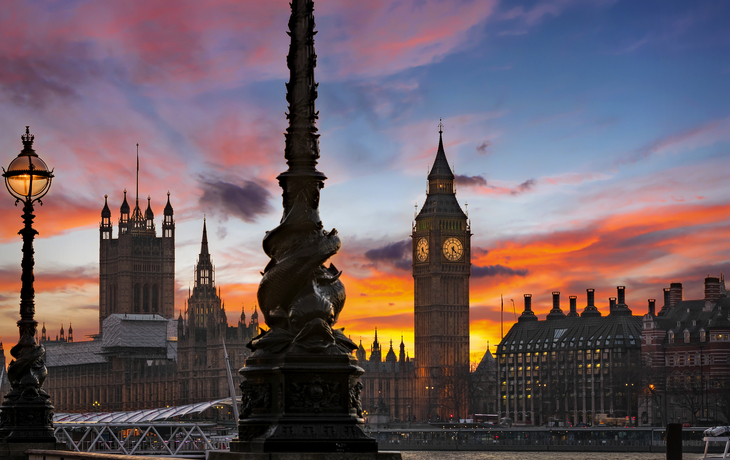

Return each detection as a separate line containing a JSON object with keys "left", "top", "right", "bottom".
{"left": 497, "top": 288, "right": 643, "bottom": 426}
{"left": 358, "top": 126, "right": 475, "bottom": 423}
{"left": 641, "top": 276, "right": 730, "bottom": 425}
{"left": 356, "top": 330, "right": 415, "bottom": 422}
{"left": 176, "top": 219, "right": 258, "bottom": 405}
{"left": 0, "top": 341, "right": 10, "bottom": 397}
{"left": 412, "top": 125, "right": 472, "bottom": 421}
{"left": 99, "top": 184, "right": 175, "bottom": 331}
{"left": 42, "top": 163, "right": 257, "bottom": 412}
{"left": 470, "top": 347, "right": 497, "bottom": 416}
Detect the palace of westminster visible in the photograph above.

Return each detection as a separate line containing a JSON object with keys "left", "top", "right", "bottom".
{"left": 7, "top": 131, "right": 729, "bottom": 426}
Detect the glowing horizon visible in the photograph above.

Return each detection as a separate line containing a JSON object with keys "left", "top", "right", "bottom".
{"left": 1, "top": 0, "right": 729, "bottom": 367}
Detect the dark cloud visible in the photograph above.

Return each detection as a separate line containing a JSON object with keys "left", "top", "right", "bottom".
{"left": 198, "top": 179, "right": 273, "bottom": 223}
{"left": 0, "top": 50, "right": 101, "bottom": 108}
{"left": 472, "top": 264, "right": 528, "bottom": 278}
{"left": 455, "top": 174, "right": 487, "bottom": 188}
{"left": 364, "top": 239, "right": 412, "bottom": 271}
{"left": 511, "top": 179, "right": 536, "bottom": 195}
{"left": 472, "top": 247, "right": 489, "bottom": 258}
{"left": 476, "top": 141, "right": 491, "bottom": 154}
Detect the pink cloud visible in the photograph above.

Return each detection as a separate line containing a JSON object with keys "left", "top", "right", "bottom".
{"left": 319, "top": 0, "right": 498, "bottom": 78}
{"left": 618, "top": 116, "right": 730, "bottom": 166}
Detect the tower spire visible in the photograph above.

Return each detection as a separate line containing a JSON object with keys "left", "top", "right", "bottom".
{"left": 201, "top": 217, "right": 209, "bottom": 257}
{"left": 135, "top": 143, "right": 139, "bottom": 206}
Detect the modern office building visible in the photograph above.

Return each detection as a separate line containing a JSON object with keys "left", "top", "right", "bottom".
{"left": 496, "top": 288, "right": 643, "bottom": 426}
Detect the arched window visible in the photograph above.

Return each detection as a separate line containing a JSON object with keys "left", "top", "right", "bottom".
{"left": 684, "top": 329, "right": 690, "bottom": 343}
{"left": 152, "top": 284, "right": 159, "bottom": 313}
{"left": 668, "top": 331, "right": 674, "bottom": 344}
{"left": 134, "top": 284, "right": 141, "bottom": 313}
{"left": 143, "top": 284, "right": 150, "bottom": 313}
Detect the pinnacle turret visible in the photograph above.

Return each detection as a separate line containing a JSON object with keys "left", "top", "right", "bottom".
{"left": 164, "top": 191, "right": 173, "bottom": 216}
{"left": 145, "top": 196, "right": 154, "bottom": 221}
{"left": 120, "top": 189, "right": 130, "bottom": 216}
{"left": 101, "top": 195, "right": 111, "bottom": 218}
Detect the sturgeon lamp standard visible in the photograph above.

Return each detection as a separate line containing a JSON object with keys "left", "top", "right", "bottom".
{"left": 0, "top": 126, "right": 55, "bottom": 442}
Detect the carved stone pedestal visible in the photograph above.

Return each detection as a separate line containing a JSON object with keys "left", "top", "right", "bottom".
{"left": 0, "top": 390, "right": 55, "bottom": 442}
{"left": 231, "top": 352, "right": 378, "bottom": 454}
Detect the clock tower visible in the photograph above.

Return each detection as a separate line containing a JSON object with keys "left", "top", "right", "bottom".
{"left": 412, "top": 124, "right": 471, "bottom": 421}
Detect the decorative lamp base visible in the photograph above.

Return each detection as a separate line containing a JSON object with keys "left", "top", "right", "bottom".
{"left": 0, "top": 397, "right": 55, "bottom": 443}
{"left": 234, "top": 352, "right": 378, "bottom": 453}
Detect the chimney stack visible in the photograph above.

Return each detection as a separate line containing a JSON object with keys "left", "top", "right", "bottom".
{"left": 705, "top": 276, "right": 721, "bottom": 302}
{"left": 657, "top": 288, "right": 671, "bottom": 317}
{"left": 518, "top": 294, "right": 537, "bottom": 322}
{"left": 546, "top": 291, "right": 566, "bottom": 320}
{"left": 567, "top": 295, "right": 579, "bottom": 317}
{"left": 648, "top": 299, "right": 656, "bottom": 316}
{"left": 581, "top": 288, "right": 601, "bottom": 317}
{"left": 617, "top": 286, "right": 626, "bottom": 305}
{"left": 609, "top": 297, "right": 616, "bottom": 310}
{"left": 669, "top": 282, "right": 682, "bottom": 306}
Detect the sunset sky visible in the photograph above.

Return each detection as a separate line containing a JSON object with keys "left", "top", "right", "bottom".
{"left": 1, "top": 0, "right": 729, "bottom": 366}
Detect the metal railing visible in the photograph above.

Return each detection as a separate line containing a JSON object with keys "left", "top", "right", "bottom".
{"left": 53, "top": 422, "right": 231, "bottom": 457}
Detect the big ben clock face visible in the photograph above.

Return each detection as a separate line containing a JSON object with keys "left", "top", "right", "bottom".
{"left": 416, "top": 237, "right": 429, "bottom": 262}
{"left": 442, "top": 237, "right": 464, "bottom": 261}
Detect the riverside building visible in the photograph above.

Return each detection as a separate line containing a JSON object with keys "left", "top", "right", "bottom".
{"left": 496, "top": 287, "right": 643, "bottom": 426}
{"left": 640, "top": 277, "right": 730, "bottom": 425}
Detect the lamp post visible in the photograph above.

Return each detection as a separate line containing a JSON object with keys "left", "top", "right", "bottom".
{"left": 0, "top": 126, "right": 55, "bottom": 442}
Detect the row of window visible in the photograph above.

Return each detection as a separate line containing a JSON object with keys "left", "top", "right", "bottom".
{"left": 499, "top": 350, "right": 617, "bottom": 364}
{"left": 665, "top": 330, "right": 729, "bottom": 343}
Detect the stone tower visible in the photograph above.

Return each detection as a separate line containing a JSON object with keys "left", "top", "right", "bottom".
{"left": 412, "top": 125, "right": 471, "bottom": 421}
{"left": 177, "top": 219, "right": 230, "bottom": 404}
{"left": 98, "top": 153, "right": 175, "bottom": 332}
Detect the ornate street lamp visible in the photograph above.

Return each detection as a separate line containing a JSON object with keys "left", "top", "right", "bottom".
{"left": 0, "top": 126, "right": 55, "bottom": 442}
{"left": 230, "top": 0, "right": 378, "bottom": 454}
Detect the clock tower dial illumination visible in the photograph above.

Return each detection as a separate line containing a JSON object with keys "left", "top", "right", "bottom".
{"left": 411, "top": 122, "right": 471, "bottom": 422}
{"left": 416, "top": 237, "right": 429, "bottom": 262}
{"left": 442, "top": 237, "right": 463, "bottom": 261}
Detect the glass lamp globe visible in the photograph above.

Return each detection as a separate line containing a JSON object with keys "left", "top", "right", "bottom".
{"left": 3, "top": 127, "right": 53, "bottom": 201}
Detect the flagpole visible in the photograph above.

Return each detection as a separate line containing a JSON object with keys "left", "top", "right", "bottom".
{"left": 501, "top": 294, "right": 504, "bottom": 340}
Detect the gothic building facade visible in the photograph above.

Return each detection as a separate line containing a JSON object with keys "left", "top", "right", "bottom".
{"left": 99, "top": 186, "right": 175, "bottom": 331}
{"left": 356, "top": 330, "right": 415, "bottom": 422}
{"left": 42, "top": 168, "right": 257, "bottom": 413}
{"left": 176, "top": 220, "right": 259, "bottom": 405}
{"left": 412, "top": 126, "right": 472, "bottom": 421}
{"left": 359, "top": 127, "right": 474, "bottom": 423}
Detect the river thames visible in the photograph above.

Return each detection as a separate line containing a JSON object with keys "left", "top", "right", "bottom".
{"left": 399, "top": 453, "right": 666, "bottom": 460}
